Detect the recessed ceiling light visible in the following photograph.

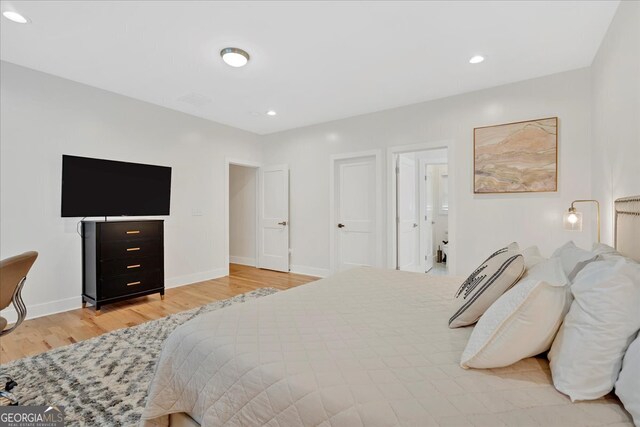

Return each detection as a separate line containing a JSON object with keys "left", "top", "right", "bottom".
{"left": 469, "top": 55, "right": 485, "bottom": 64}
{"left": 220, "top": 47, "right": 250, "bottom": 68}
{"left": 3, "top": 10, "right": 29, "bottom": 24}
{"left": 266, "top": 110, "right": 277, "bottom": 116}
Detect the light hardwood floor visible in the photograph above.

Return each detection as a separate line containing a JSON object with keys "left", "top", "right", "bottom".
{"left": 0, "top": 264, "right": 318, "bottom": 364}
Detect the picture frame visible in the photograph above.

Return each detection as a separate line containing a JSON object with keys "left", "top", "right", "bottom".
{"left": 473, "top": 117, "right": 558, "bottom": 194}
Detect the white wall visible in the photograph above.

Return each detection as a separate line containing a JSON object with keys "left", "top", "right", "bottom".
{"left": 4, "top": 15, "right": 630, "bottom": 320}
{"left": 229, "top": 165, "right": 257, "bottom": 266}
{"left": 0, "top": 61, "right": 262, "bottom": 320}
{"left": 591, "top": 0, "right": 640, "bottom": 245}
{"left": 262, "top": 68, "right": 594, "bottom": 275}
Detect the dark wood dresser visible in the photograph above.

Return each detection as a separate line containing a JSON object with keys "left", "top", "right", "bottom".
{"left": 82, "top": 220, "right": 164, "bottom": 313}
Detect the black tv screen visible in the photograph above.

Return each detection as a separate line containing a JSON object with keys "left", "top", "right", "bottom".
{"left": 61, "top": 155, "right": 171, "bottom": 217}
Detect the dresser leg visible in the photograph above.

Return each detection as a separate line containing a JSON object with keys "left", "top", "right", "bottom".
{"left": 160, "top": 293, "right": 165, "bottom": 301}
{"left": 82, "top": 300, "right": 87, "bottom": 308}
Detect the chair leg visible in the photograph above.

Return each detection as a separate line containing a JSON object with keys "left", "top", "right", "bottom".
{"left": 1, "top": 277, "right": 27, "bottom": 337}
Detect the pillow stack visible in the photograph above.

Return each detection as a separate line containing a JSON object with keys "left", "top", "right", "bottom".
{"left": 454, "top": 240, "right": 640, "bottom": 422}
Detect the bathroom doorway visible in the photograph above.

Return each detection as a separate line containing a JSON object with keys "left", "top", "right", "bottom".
{"left": 390, "top": 147, "right": 450, "bottom": 274}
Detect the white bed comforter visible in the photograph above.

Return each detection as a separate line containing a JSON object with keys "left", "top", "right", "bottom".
{"left": 141, "top": 267, "right": 632, "bottom": 426}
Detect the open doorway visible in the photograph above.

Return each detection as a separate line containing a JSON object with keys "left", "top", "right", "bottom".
{"left": 226, "top": 160, "right": 290, "bottom": 274}
{"left": 392, "top": 147, "right": 450, "bottom": 275}
{"left": 228, "top": 163, "right": 259, "bottom": 268}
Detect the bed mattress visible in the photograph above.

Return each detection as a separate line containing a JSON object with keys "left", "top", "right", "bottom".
{"left": 141, "top": 267, "right": 632, "bottom": 426}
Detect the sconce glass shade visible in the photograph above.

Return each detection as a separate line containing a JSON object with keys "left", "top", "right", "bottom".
{"left": 563, "top": 210, "right": 583, "bottom": 231}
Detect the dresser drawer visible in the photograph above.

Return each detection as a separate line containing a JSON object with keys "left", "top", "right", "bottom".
{"left": 100, "top": 239, "right": 162, "bottom": 260}
{"left": 100, "top": 256, "right": 162, "bottom": 278}
{"left": 100, "top": 270, "right": 162, "bottom": 299}
{"left": 99, "top": 221, "right": 162, "bottom": 243}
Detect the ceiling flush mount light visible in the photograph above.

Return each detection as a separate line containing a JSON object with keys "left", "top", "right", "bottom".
{"left": 266, "top": 110, "right": 277, "bottom": 116}
{"left": 469, "top": 55, "right": 485, "bottom": 64}
{"left": 220, "top": 47, "right": 250, "bottom": 68}
{"left": 3, "top": 10, "right": 29, "bottom": 23}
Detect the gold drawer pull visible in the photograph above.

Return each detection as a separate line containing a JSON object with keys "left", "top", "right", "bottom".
{"left": 127, "top": 264, "right": 141, "bottom": 269}
{"left": 126, "top": 230, "right": 140, "bottom": 234}
{"left": 127, "top": 281, "right": 141, "bottom": 286}
{"left": 126, "top": 247, "right": 141, "bottom": 252}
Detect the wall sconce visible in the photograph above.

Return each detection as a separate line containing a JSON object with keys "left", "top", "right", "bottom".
{"left": 563, "top": 199, "right": 600, "bottom": 243}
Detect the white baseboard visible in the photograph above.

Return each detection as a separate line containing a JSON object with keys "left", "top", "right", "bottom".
{"left": 290, "top": 265, "right": 330, "bottom": 278}
{"left": 1, "top": 265, "right": 330, "bottom": 323}
{"left": 229, "top": 256, "right": 256, "bottom": 267}
{"left": 164, "top": 267, "right": 229, "bottom": 289}
{"left": 1, "top": 295, "right": 80, "bottom": 324}
{"left": 0, "top": 267, "right": 231, "bottom": 323}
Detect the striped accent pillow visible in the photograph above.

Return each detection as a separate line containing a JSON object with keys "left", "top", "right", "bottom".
{"left": 449, "top": 242, "right": 525, "bottom": 328}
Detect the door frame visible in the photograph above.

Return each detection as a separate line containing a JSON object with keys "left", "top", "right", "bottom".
{"left": 387, "top": 141, "right": 456, "bottom": 273}
{"left": 225, "top": 158, "right": 261, "bottom": 274}
{"left": 329, "top": 150, "right": 383, "bottom": 274}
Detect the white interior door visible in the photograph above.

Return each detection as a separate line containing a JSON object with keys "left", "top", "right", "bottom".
{"left": 259, "top": 165, "right": 289, "bottom": 272}
{"left": 420, "top": 163, "right": 435, "bottom": 272}
{"left": 335, "top": 156, "right": 377, "bottom": 272}
{"left": 397, "top": 155, "right": 420, "bottom": 272}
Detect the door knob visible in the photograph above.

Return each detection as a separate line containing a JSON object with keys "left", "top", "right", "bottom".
{"left": 413, "top": 223, "right": 418, "bottom": 228}
{"left": 278, "top": 221, "right": 287, "bottom": 226}
{"left": 337, "top": 223, "right": 345, "bottom": 228}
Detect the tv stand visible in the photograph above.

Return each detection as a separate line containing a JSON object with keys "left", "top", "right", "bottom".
{"left": 81, "top": 219, "right": 165, "bottom": 313}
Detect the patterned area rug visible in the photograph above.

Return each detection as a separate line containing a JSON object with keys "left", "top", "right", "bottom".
{"left": 0, "top": 288, "right": 278, "bottom": 426}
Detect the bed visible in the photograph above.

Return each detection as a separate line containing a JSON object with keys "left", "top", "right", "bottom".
{"left": 141, "top": 197, "right": 639, "bottom": 427}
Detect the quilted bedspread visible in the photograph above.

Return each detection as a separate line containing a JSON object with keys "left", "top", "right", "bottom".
{"left": 140, "top": 267, "right": 633, "bottom": 426}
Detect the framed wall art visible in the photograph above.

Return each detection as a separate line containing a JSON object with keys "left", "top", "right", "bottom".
{"left": 474, "top": 117, "right": 558, "bottom": 193}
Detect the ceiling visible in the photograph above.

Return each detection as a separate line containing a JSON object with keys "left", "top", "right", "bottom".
{"left": 0, "top": 1, "right": 619, "bottom": 135}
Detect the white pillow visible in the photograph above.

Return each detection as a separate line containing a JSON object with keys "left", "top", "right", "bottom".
{"left": 548, "top": 258, "right": 640, "bottom": 401}
{"left": 523, "top": 256, "right": 573, "bottom": 311}
{"left": 616, "top": 333, "right": 640, "bottom": 426}
{"left": 591, "top": 242, "right": 620, "bottom": 257}
{"left": 591, "top": 242, "right": 638, "bottom": 263}
{"left": 522, "top": 245, "right": 546, "bottom": 269}
{"left": 461, "top": 258, "right": 569, "bottom": 369}
{"left": 551, "top": 241, "right": 597, "bottom": 281}
{"left": 522, "top": 256, "right": 568, "bottom": 286}
{"left": 449, "top": 243, "right": 524, "bottom": 328}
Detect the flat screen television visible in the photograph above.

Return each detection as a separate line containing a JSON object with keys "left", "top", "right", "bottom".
{"left": 61, "top": 155, "right": 172, "bottom": 217}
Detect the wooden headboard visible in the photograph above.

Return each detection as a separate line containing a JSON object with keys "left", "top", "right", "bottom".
{"left": 615, "top": 196, "right": 640, "bottom": 262}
